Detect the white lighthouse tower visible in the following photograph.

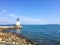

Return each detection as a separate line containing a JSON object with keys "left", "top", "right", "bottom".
{"left": 16, "top": 18, "right": 20, "bottom": 26}
{"left": 16, "top": 18, "right": 21, "bottom": 29}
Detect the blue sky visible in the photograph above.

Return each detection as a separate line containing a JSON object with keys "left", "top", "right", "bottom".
{"left": 0, "top": 0, "right": 60, "bottom": 24}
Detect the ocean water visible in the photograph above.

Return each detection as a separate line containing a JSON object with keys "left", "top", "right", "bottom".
{"left": 4, "top": 25, "right": 60, "bottom": 45}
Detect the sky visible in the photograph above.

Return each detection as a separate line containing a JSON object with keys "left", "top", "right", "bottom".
{"left": 0, "top": 0, "right": 60, "bottom": 25}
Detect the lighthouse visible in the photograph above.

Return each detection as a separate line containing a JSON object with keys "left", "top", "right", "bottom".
{"left": 16, "top": 18, "right": 20, "bottom": 26}
{"left": 16, "top": 18, "right": 21, "bottom": 29}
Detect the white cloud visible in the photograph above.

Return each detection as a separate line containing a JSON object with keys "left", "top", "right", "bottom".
{"left": 22, "top": 17, "right": 41, "bottom": 22}
{"left": 0, "top": 10, "right": 7, "bottom": 15}
{"left": 0, "top": 17, "right": 7, "bottom": 22}
{"left": 2, "top": 10, "right": 7, "bottom": 13}
{"left": 0, "top": 17, "right": 16, "bottom": 24}
{"left": 20, "top": 16, "right": 45, "bottom": 24}
{"left": 9, "top": 14, "right": 18, "bottom": 18}
{"left": 9, "top": 14, "right": 23, "bottom": 18}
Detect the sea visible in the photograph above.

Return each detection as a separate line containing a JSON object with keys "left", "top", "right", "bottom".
{"left": 2, "top": 24, "right": 60, "bottom": 45}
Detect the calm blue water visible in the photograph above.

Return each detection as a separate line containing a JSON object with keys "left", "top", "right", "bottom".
{"left": 4, "top": 25, "right": 60, "bottom": 45}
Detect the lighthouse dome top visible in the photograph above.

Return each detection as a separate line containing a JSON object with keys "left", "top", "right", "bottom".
{"left": 17, "top": 18, "right": 19, "bottom": 21}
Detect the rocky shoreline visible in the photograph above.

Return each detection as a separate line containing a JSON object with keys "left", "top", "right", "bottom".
{"left": 0, "top": 31, "right": 37, "bottom": 45}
